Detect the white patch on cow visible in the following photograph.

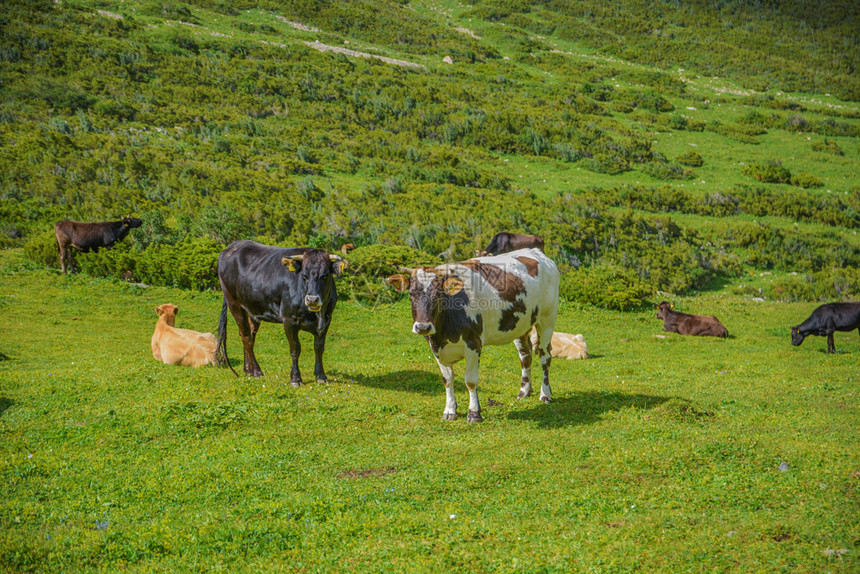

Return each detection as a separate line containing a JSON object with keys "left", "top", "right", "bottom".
{"left": 415, "top": 269, "right": 437, "bottom": 291}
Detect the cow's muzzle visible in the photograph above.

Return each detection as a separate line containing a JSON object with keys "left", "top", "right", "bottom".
{"left": 305, "top": 295, "right": 322, "bottom": 312}
{"left": 412, "top": 322, "right": 436, "bottom": 335}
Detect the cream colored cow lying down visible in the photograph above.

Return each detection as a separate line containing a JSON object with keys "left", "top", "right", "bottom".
{"left": 531, "top": 331, "right": 588, "bottom": 359}
{"left": 151, "top": 304, "right": 217, "bottom": 367}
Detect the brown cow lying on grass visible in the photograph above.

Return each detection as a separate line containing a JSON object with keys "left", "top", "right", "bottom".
{"left": 656, "top": 301, "right": 729, "bottom": 338}
{"left": 151, "top": 304, "right": 217, "bottom": 367}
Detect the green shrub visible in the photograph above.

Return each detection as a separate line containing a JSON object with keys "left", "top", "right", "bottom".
{"left": 23, "top": 230, "right": 59, "bottom": 268}
{"left": 764, "top": 268, "right": 860, "bottom": 302}
{"left": 560, "top": 263, "right": 652, "bottom": 311}
{"left": 790, "top": 172, "right": 823, "bottom": 189}
{"left": 642, "top": 161, "right": 694, "bottom": 181}
{"left": 340, "top": 244, "right": 441, "bottom": 305}
{"left": 675, "top": 151, "right": 703, "bottom": 167}
{"left": 810, "top": 139, "right": 843, "bottom": 155}
{"left": 743, "top": 160, "right": 791, "bottom": 184}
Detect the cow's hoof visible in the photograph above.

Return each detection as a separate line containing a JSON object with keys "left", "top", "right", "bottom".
{"left": 540, "top": 396, "right": 552, "bottom": 403}
{"left": 290, "top": 379, "right": 302, "bottom": 388}
{"left": 316, "top": 378, "right": 328, "bottom": 385}
{"left": 517, "top": 390, "right": 531, "bottom": 400}
{"left": 443, "top": 412, "right": 458, "bottom": 421}
{"left": 467, "top": 410, "right": 483, "bottom": 423}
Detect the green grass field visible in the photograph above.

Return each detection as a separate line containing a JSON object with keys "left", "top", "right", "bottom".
{"left": 1, "top": 250, "right": 857, "bottom": 572}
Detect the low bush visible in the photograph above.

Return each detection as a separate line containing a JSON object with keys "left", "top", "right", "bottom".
{"left": 339, "top": 244, "right": 441, "bottom": 305}
{"left": 763, "top": 268, "right": 860, "bottom": 302}
{"left": 743, "top": 160, "right": 791, "bottom": 184}
{"left": 23, "top": 230, "right": 59, "bottom": 268}
{"left": 560, "top": 263, "right": 651, "bottom": 310}
{"left": 790, "top": 172, "right": 824, "bottom": 189}
{"left": 675, "top": 150, "right": 703, "bottom": 167}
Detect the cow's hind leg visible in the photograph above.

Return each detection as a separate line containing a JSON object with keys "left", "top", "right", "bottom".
{"left": 533, "top": 324, "right": 554, "bottom": 403}
{"left": 225, "top": 294, "right": 262, "bottom": 376}
{"left": 435, "top": 359, "right": 457, "bottom": 421}
{"left": 514, "top": 333, "right": 533, "bottom": 400}
{"left": 284, "top": 324, "right": 303, "bottom": 386}
{"left": 464, "top": 347, "right": 482, "bottom": 423}
{"left": 827, "top": 332, "right": 836, "bottom": 354}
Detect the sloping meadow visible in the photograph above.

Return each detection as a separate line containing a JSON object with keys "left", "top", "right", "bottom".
{"left": 0, "top": 251, "right": 857, "bottom": 572}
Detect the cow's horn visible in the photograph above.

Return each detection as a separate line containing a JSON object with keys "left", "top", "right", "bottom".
{"left": 328, "top": 254, "right": 343, "bottom": 262}
{"left": 284, "top": 254, "right": 304, "bottom": 261}
{"left": 397, "top": 266, "right": 416, "bottom": 274}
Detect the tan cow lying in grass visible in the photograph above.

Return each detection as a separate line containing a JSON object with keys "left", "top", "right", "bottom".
{"left": 151, "top": 304, "right": 217, "bottom": 367}
{"left": 531, "top": 331, "right": 589, "bottom": 359}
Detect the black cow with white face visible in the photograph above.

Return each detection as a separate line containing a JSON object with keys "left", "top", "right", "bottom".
{"left": 791, "top": 302, "right": 860, "bottom": 353}
{"left": 216, "top": 240, "right": 346, "bottom": 381}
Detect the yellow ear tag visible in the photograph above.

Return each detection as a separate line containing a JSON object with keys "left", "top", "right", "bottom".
{"left": 442, "top": 276, "right": 464, "bottom": 296}
{"left": 286, "top": 260, "right": 297, "bottom": 272}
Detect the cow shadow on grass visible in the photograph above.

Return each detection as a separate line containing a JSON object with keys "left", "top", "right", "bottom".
{"left": 0, "top": 397, "right": 14, "bottom": 418}
{"left": 332, "top": 369, "right": 440, "bottom": 395}
{"left": 508, "top": 391, "right": 671, "bottom": 429}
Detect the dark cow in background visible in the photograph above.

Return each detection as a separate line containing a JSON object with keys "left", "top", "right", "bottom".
{"left": 791, "top": 302, "right": 860, "bottom": 353}
{"left": 388, "top": 248, "right": 560, "bottom": 422}
{"left": 54, "top": 217, "right": 142, "bottom": 273}
{"left": 477, "top": 232, "right": 544, "bottom": 257}
{"left": 217, "top": 241, "right": 346, "bottom": 381}
{"left": 656, "top": 301, "right": 729, "bottom": 337}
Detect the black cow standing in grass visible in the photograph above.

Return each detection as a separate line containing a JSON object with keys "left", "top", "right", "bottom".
{"left": 54, "top": 217, "right": 142, "bottom": 274}
{"left": 791, "top": 302, "right": 860, "bottom": 353}
{"left": 476, "top": 232, "right": 544, "bottom": 257}
{"left": 216, "top": 241, "right": 346, "bottom": 381}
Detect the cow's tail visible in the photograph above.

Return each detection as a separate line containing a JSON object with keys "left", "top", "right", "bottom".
{"left": 217, "top": 298, "right": 239, "bottom": 377}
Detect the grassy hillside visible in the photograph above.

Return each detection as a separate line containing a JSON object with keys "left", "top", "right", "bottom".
{"left": 2, "top": 0, "right": 859, "bottom": 305}
{"left": 0, "top": 251, "right": 858, "bottom": 572}
{"left": 1, "top": 3, "right": 859, "bottom": 570}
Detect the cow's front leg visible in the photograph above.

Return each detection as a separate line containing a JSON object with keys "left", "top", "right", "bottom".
{"left": 284, "top": 324, "right": 303, "bottom": 386}
{"left": 435, "top": 358, "right": 457, "bottom": 421}
{"left": 514, "top": 333, "right": 533, "bottom": 399}
{"left": 827, "top": 332, "right": 836, "bottom": 354}
{"left": 464, "top": 347, "right": 482, "bottom": 423}
{"left": 312, "top": 329, "right": 329, "bottom": 384}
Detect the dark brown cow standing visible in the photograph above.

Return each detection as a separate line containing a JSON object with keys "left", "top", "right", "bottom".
{"left": 791, "top": 302, "right": 860, "bottom": 353}
{"left": 54, "top": 217, "right": 143, "bottom": 274}
{"left": 476, "top": 232, "right": 544, "bottom": 257}
{"left": 656, "top": 301, "right": 729, "bottom": 337}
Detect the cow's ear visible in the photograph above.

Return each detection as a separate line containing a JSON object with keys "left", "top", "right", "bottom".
{"left": 442, "top": 276, "right": 464, "bottom": 296}
{"left": 282, "top": 255, "right": 303, "bottom": 273}
{"left": 329, "top": 254, "right": 348, "bottom": 275}
{"left": 156, "top": 305, "right": 163, "bottom": 316}
{"left": 173, "top": 305, "right": 179, "bottom": 315}
{"left": 387, "top": 274, "right": 410, "bottom": 292}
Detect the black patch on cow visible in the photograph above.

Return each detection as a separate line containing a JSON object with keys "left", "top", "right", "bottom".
{"left": 499, "top": 297, "right": 527, "bottom": 332}
{"left": 530, "top": 307, "right": 539, "bottom": 325}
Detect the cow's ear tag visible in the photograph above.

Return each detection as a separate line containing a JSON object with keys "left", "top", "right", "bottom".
{"left": 282, "top": 256, "right": 301, "bottom": 272}
{"left": 442, "top": 276, "right": 464, "bottom": 296}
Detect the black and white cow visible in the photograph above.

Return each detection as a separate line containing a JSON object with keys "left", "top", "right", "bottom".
{"left": 388, "top": 248, "right": 560, "bottom": 422}
{"left": 216, "top": 241, "right": 346, "bottom": 381}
